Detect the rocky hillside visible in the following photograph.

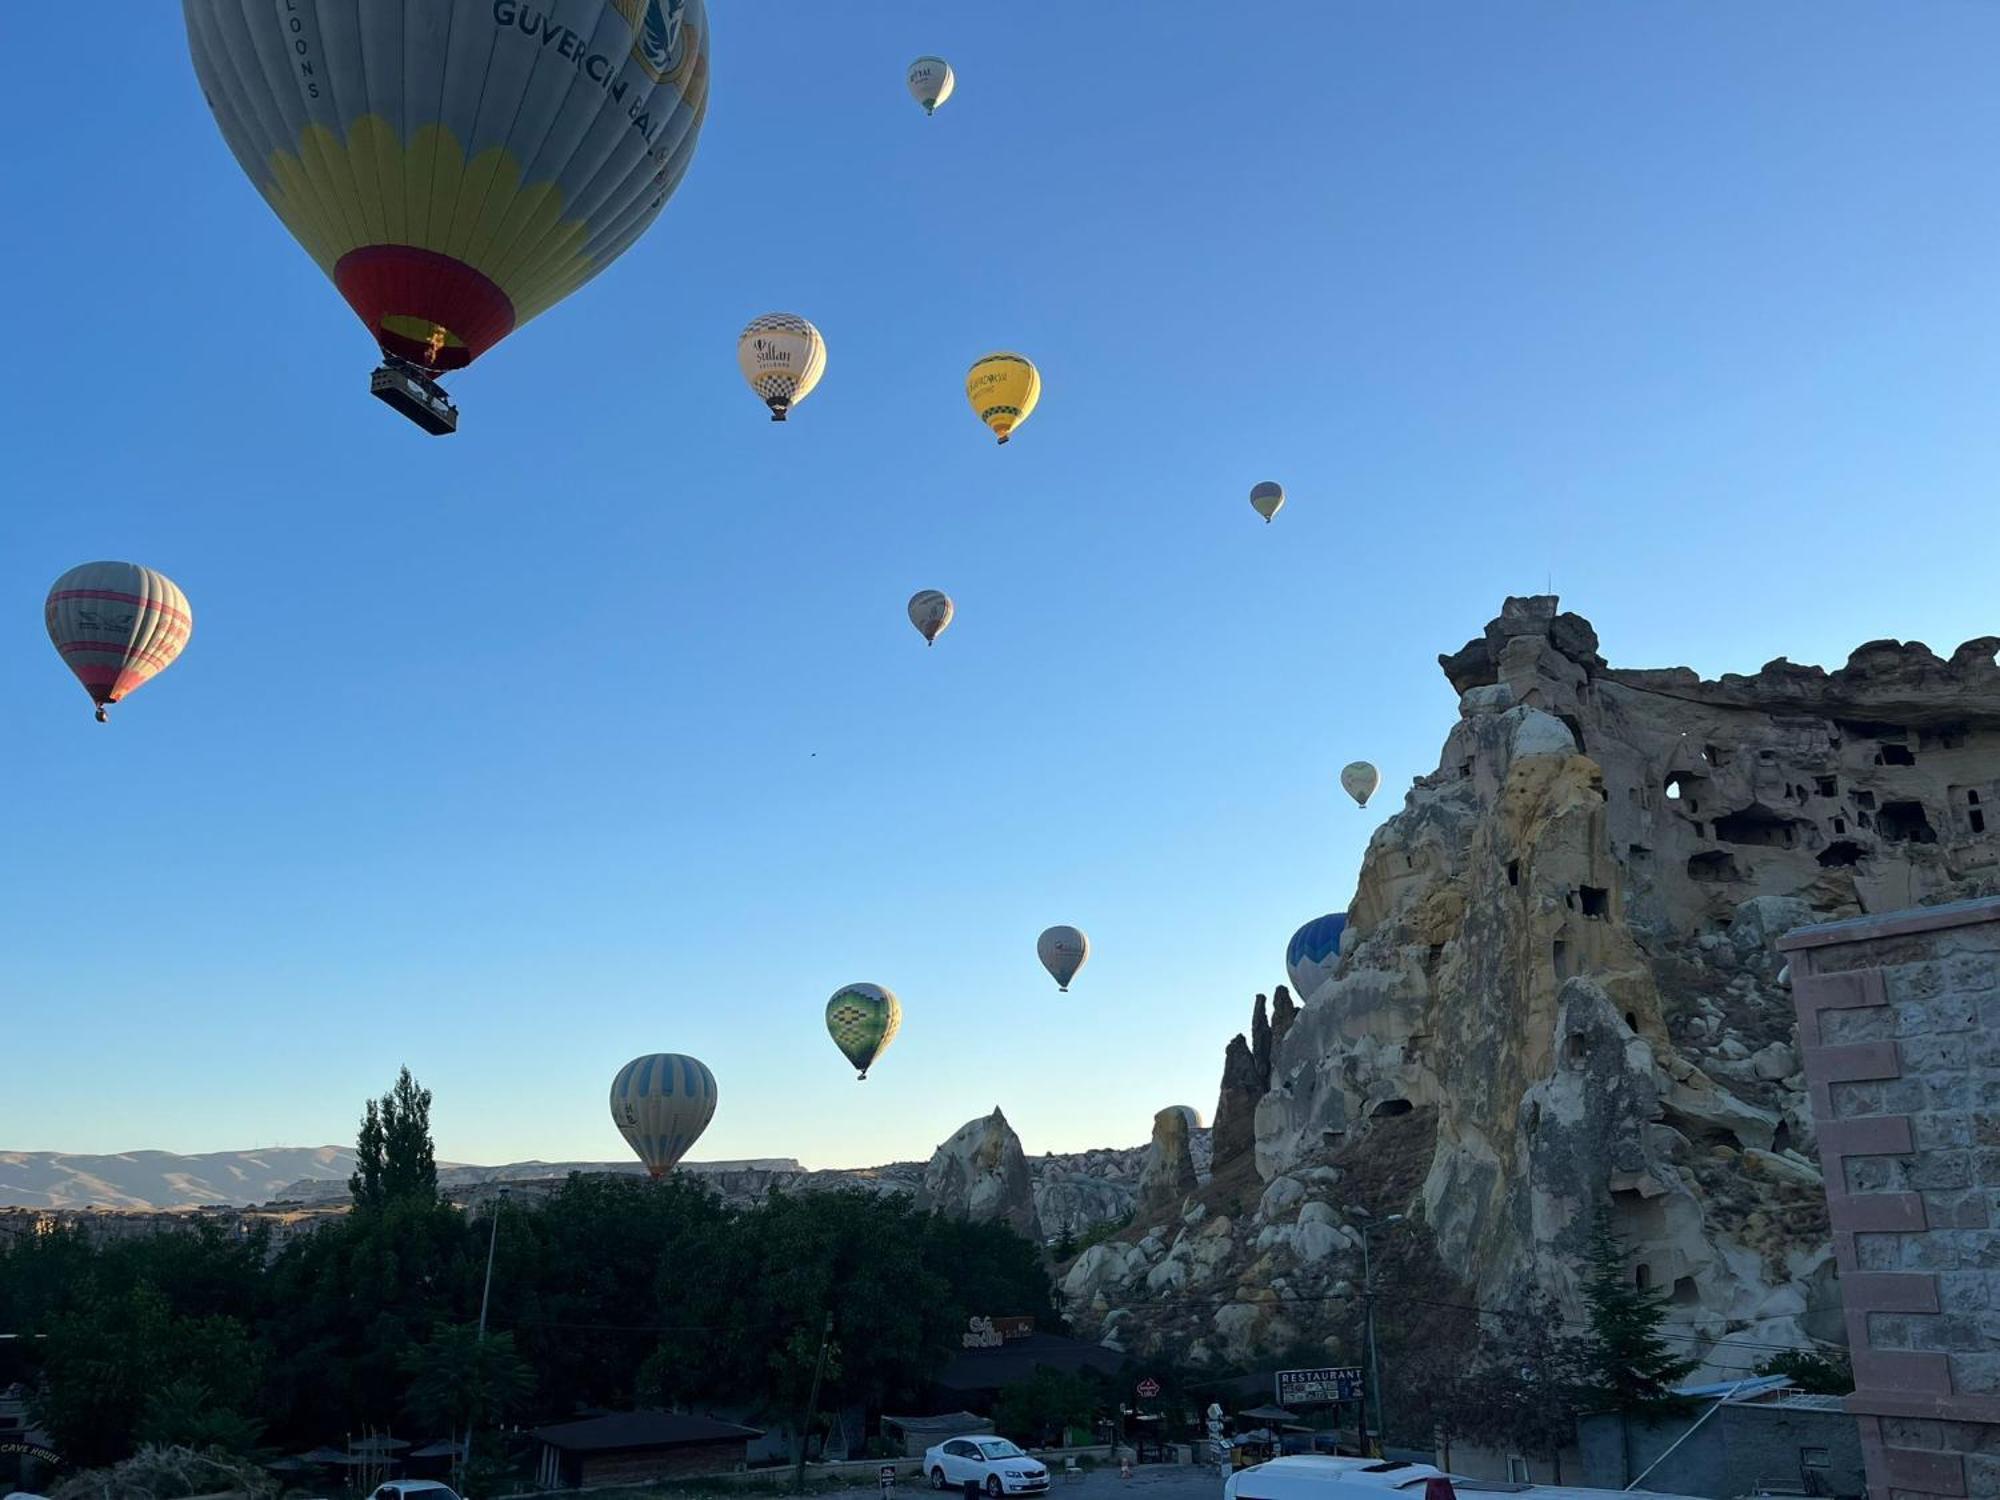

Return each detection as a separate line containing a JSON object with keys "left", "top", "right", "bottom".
{"left": 0, "top": 1147, "right": 361, "bottom": 1209}
{"left": 1063, "top": 596, "right": 1999, "bottom": 1378}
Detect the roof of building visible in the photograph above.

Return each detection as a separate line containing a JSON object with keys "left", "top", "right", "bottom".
{"left": 933, "top": 1332, "right": 1125, "bottom": 1391}
{"left": 883, "top": 1413, "right": 994, "bottom": 1434}
{"left": 532, "top": 1411, "right": 766, "bottom": 1453}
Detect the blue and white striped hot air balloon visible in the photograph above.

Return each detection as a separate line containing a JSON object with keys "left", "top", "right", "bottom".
{"left": 1285, "top": 913, "right": 1348, "bottom": 1003}
{"left": 609, "top": 1054, "right": 717, "bottom": 1178}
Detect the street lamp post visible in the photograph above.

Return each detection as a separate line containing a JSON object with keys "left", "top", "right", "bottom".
{"left": 477, "top": 1186, "right": 510, "bottom": 1341}
{"left": 1353, "top": 1209, "right": 1404, "bottom": 1456}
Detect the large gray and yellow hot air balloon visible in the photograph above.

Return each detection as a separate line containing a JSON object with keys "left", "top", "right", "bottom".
{"left": 1340, "top": 761, "right": 1381, "bottom": 808}
{"left": 609, "top": 1053, "right": 717, "bottom": 1178}
{"left": 908, "top": 590, "right": 954, "bottom": 646}
{"left": 1037, "top": 926, "right": 1089, "bottom": 992}
{"left": 181, "top": 0, "right": 710, "bottom": 432}
{"left": 45, "top": 563, "right": 193, "bottom": 723}
{"left": 825, "top": 983, "right": 902, "bottom": 1080}
{"left": 907, "top": 56, "right": 955, "bottom": 115}
{"left": 1250, "top": 481, "right": 1285, "bottom": 524}
{"left": 738, "top": 314, "right": 826, "bottom": 420}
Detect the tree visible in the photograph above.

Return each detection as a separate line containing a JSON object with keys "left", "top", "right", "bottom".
{"left": 1451, "top": 1294, "right": 1594, "bottom": 1482}
{"left": 1577, "top": 1211, "right": 1698, "bottom": 1483}
{"left": 136, "top": 1379, "right": 267, "bottom": 1457}
{"left": 993, "top": 1368, "right": 1102, "bottom": 1447}
{"left": 350, "top": 1067, "right": 439, "bottom": 1211}
{"left": 1754, "top": 1348, "right": 1852, "bottom": 1395}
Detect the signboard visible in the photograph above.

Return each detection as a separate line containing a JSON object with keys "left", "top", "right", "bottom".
{"left": 1136, "top": 1377, "right": 1162, "bottom": 1399}
{"left": 1276, "top": 1366, "right": 1363, "bottom": 1406}
{"left": 961, "top": 1315, "right": 1036, "bottom": 1348}
{"left": 879, "top": 1466, "right": 897, "bottom": 1493}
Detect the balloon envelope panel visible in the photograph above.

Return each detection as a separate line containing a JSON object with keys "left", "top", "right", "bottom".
{"left": 182, "top": 0, "right": 709, "bottom": 369}
{"left": 609, "top": 1052, "right": 717, "bottom": 1177}
{"left": 825, "top": 984, "right": 903, "bottom": 1077}
{"left": 1286, "top": 912, "right": 1348, "bottom": 1002}
{"left": 966, "top": 353, "right": 1041, "bottom": 443}
{"left": 45, "top": 562, "right": 193, "bottom": 711}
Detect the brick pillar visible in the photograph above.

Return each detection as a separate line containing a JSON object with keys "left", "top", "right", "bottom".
{"left": 1779, "top": 895, "right": 2000, "bottom": 1500}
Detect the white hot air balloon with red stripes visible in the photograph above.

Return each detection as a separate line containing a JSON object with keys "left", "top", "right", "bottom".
{"left": 45, "top": 562, "right": 193, "bottom": 722}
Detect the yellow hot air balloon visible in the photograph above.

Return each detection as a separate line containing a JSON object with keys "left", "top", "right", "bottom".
{"left": 182, "top": 0, "right": 711, "bottom": 434}
{"left": 739, "top": 313, "right": 827, "bottom": 421}
{"left": 966, "top": 353, "right": 1040, "bottom": 445}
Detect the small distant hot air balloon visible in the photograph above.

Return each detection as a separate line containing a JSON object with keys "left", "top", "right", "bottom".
{"left": 1341, "top": 761, "right": 1381, "bottom": 808}
{"left": 1038, "top": 925, "right": 1089, "bottom": 992}
{"left": 1250, "top": 481, "right": 1285, "bottom": 524}
{"left": 1286, "top": 912, "right": 1349, "bottom": 1001}
{"left": 966, "top": 353, "right": 1040, "bottom": 445}
{"left": 908, "top": 590, "right": 954, "bottom": 646}
{"left": 45, "top": 563, "right": 193, "bottom": 723}
{"left": 609, "top": 1053, "right": 718, "bottom": 1179}
{"left": 739, "top": 314, "right": 827, "bottom": 421}
{"left": 826, "top": 983, "right": 903, "bottom": 1080}
{"left": 907, "top": 56, "right": 955, "bottom": 115}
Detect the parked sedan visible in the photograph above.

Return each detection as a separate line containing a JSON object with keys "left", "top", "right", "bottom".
{"left": 925, "top": 1436, "right": 1050, "bottom": 1496}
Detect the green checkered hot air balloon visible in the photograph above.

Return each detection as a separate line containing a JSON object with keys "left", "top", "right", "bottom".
{"left": 825, "top": 983, "right": 902, "bottom": 1081}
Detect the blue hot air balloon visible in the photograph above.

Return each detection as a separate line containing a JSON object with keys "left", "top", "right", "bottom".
{"left": 1285, "top": 913, "right": 1348, "bottom": 1002}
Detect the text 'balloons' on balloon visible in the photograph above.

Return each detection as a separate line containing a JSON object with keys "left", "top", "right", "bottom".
{"left": 1341, "top": 761, "right": 1381, "bottom": 808}
{"left": 45, "top": 562, "right": 193, "bottom": 723}
{"left": 966, "top": 353, "right": 1041, "bottom": 445}
{"left": 182, "top": 0, "right": 710, "bottom": 374}
{"left": 1250, "top": 481, "right": 1285, "bottom": 524}
{"left": 609, "top": 1053, "right": 717, "bottom": 1178}
{"left": 825, "top": 983, "right": 903, "bottom": 1080}
{"left": 1037, "top": 926, "right": 1089, "bottom": 992}
{"left": 908, "top": 590, "right": 954, "bottom": 646}
{"left": 907, "top": 56, "right": 955, "bottom": 115}
{"left": 739, "top": 313, "right": 827, "bottom": 421}
{"left": 1286, "top": 912, "right": 1349, "bottom": 1002}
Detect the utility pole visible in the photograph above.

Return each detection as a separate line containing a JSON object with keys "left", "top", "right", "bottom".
{"left": 477, "top": 1186, "right": 510, "bottom": 1340}
{"left": 1354, "top": 1209, "right": 1404, "bottom": 1457}
{"left": 793, "top": 1313, "right": 836, "bottom": 1496}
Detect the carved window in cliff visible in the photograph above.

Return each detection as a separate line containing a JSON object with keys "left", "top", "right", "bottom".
{"left": 1817, "top": 840, "right": 1864, "bottom": 868}
{"left": 1560, "top": 713, "right": 1586, "bottom": 751}
{"left": 1877, "top": 800, "right": 1937, "bottom": 843}
{"left": 1831, "top": 817, "right": 1846, "bottom": 834}
{"left": 1580, "top": 886, "right": 1610, "bottom": 918}
{"left": 1702, "top": 744, "right": 1720, "bottom": 766}
{"left": 1508, "top": 860, "right": 1520, "bottom": 887}
{"left": 1553, "top": 939, "right": 1573, "bottom": 980}
{"left": 1624, "top": 1011, "right": 1639, "bottom": 1032}
{"left": 1876, "top": 744, "right": 1916, "bottom": 767}
{"left": 1634, "top": 1263, "right": 1652, "bottom": 1290}
{"left": 1974, "top": 810, "right": 1988, "bottom": 835}
{"left": 1854, "top": 790, "right": 1876, "bottom": 810}
{"left": 1925, "top": 724, "right": 1967, "bottom": 750}
{"left": 1687, "top": 850, "right": 1741, "bottom": 883}
{"left": 1712, "top": 804, "right": 1799, "bottom": 848}
{"left": 1371, "top": 1098, "right": 1413, "bottom": 1118}
{"left": 1816, "top": 776, "right": 1838, "bottom": 797}
{"left": 1564, "top": 1031, "right": 1587, "bottom": 1065}
{"left": 1672, "top": 1276, "right": 1699, "bottom": 1305}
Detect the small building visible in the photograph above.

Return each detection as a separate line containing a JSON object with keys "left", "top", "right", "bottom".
{"left": 882, "top": 1413, "right": 996, "bottom": 1458}
{"left": 1576, "top": 1380, "right": 1865, "bottom": 1499}
{"left": 531, "top": 1411, "right": 764, "bottom": 1490}
{"left": 931, "top": 1332, "right": 1126, "bottom": 1410}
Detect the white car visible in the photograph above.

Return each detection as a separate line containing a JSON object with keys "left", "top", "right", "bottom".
{"left": 1222, "top": 1456, "right": 1707, "bottom": 1500}
{"left": 368, "top": 1485, "right": 461, "bottom": 1500}
{"left": 924, "top": 1436, "right": 1050, "bottom": 1496}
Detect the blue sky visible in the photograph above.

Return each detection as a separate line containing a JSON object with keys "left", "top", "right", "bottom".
{"left": 4, "top": 4, "right": 1998, "bottom": 1171}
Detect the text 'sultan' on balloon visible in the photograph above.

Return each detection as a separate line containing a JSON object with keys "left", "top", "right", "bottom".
{"left": 908, "top": 590, "right": 954, "bottom": 646}
{"left": 907, "top": 56, "right": 955, "bottom": 115}
{"left": 1341, "top": 761, "right": 1381, "bottom": 808}
{"left": 609, "top": 1053, "right": 717, "bottom": 1178}
{"left": 1250, "top": 481, "right": 1286, "bottom": 523}
{"left": 45, "top": 563, "right": 193, "bottom": 723}
{"left": 738, "top": 314, "right": 827, "bottom": 420}
{"left": 181, "top": 0, "right": 710, "bottom": 372}
{"left": 966, "top": 353, "right": 1040, "bottom": 445}
{"left": 825, "top": 984, "right": 903, "bottom": 1080}
{"left": 1037, "top": 925, "right": 1089, "bottom": 992}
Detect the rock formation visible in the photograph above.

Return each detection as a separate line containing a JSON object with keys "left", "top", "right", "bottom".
{"left": 1136, "top": 1107, "right": 1200, "bottom": 1216}
{"left": 917, "top": 1108, "right": 1045, "bottom": 1241}
{"left": 1066, "top": 597, "right": 1999, "bottom": 1375}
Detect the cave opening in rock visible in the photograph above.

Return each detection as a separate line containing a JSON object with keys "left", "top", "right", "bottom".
{"left": 1876, "top": 744, "right": 1916, "bottom": 767}
{"left": 1876, "top": 800, "right": 1937, "bottom": 844}
{"left": 1564, "top": 1031, "right": 1587, "bottom": 1065}
{"left": 1634, "top": 1263, "right": 1652, "bottom": 1290}
{"left": 1854, "top": 790, "right": 1876, "bottom": 810}
{"left": 1560, "top": 713, "right": 1586, "bottom": 751}
{"left": 1687, "top": 850, "right": 1741, "bottom": 884}
{"left": 1508, "top": 860, "right": 1520, "bottom": 887}
{"left": 1817, "top": 840, "right": 1865, "bottom": 868}
{"left": 1975, "top": 810, "right": 1988, "bottom": 835}
{"left": 1580, "top": 886, "right": 1610, "bottom": 918}
{"left": 1772, "top": 1121, "right": 1793, "bottom": 1154}
{"left": 1629, "top": 843, "right": 1651, "bottom": 858}
{"left": 1703, "top": 744, "right": 1720, "bottom": 766}
{"left": 1816, "top": 776, "right": 1838, "bottom": 798}
{"left": 1371, "top": 1098, "right": 1413, "bottom": 1118}
{"left": 1624, "top": 1011, "right": 1639, "bottom": 1032}
{"left": 1665, "top": 775, "right": 1690, "bottom": 802}
{"left": 1554, "top": 939, "right": 1572, "bottom": 980}
{"left": 1713, "top": 804, "right": 1799, "bottom": 848}
{"left": 1672, "top": 1276, "right": 1699, "bottom": 1306}
{"left": 1831, "top": 817, "right": 1846, "bottom": 834}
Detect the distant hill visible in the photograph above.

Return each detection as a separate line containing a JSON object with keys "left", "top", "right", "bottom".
{"left": 0, "top": 1147, "right": 361, "bottom": 1209}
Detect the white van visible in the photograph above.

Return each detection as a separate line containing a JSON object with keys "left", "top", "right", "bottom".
{"left": 1221, "top": 1455, "right": 1708, "bottom": 1500}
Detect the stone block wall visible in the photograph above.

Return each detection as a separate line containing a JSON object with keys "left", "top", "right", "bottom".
{"left": 1780, "top": 895, "right": 2000, "bottom": 1500}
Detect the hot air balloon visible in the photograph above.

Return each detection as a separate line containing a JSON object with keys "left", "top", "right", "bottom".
{"left": 907, "top": 56, "right": 955, "bottom": 115}
{"left": 826, "top": 983, "right": 902, "bottom": 1080}
{"left": 1341, "top": 761, "right": 1381, "bottom": 808}
{"left": 609, "top": 1053, "right": 717, "bottom": 1178}
{"left": 1286, "top": 912, "right": 1349, "bottom": 1001}
{"left": 908, "top": 590, "right": 954, "bottom": 646}
{"left": 739, "top": 314, "right": 827, "bottom": 421}
{"left": 1037, "top": 926, "right": 1089, "bottom": 992}
{"left": 181, "top": 0, "right": 711, "bottom": 434}
{"left": 966, "top": 353, "right": 1040, "bottom": 445}
{"left": 45, "top": 563, "right": 193, "bottom": 723}
{"left": 1250, "top": 481, "right": 1285, "bottom": 523}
